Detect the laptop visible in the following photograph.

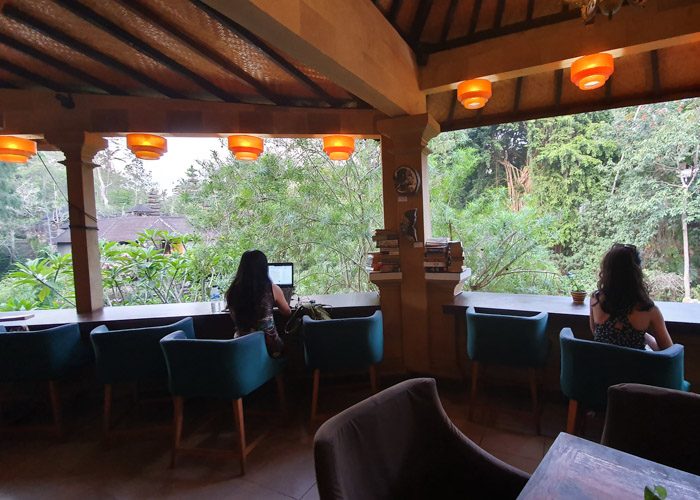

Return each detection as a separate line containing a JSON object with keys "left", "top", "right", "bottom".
{"left": 269, "top": 262, "right": 294, "bottom": 304}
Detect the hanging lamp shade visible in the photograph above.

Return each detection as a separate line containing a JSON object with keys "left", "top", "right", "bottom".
{"left": 457, "top": 79, "right": 492, "bottom": 109}
{"left": 323, "top": 135, "right": 355, "bottom": 161}
{"left": 228, "top": 135, "right": 264, "bottom": 161}
{"left": 0, "top": 136, "right": 37, "bottom": 163}
{"left": 126, "top": 133, "right": 167, "bottom": 160}
{"left": 570, "top": 53, "right": 614, "bottom": 90}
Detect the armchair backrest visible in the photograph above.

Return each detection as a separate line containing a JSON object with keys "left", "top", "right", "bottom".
{"left": 160, "top": 331, "right": 283, "bottom": 400}
{"left": 302, "top": 311, "right": 383, "bottom": 372}
{"left": 466, "top": 307, "right": 549, "bottom": 366}
{"left": 90, "top": 317, "right": 195, "bottom": 385}
{"left": 0, "top": 323, "right": 85, "bottom": 382}
{"left": 601, "top": 383, "right": 700, "bottom": 475}
{"left": 314, "top": 378, "right": 529, "bottom": 500}
{"left": 560, "top": 328, "right": 686, "bottom": 410}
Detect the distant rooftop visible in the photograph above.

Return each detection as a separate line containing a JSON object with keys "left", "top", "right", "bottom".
{"left": 54, "top": 215, "right": 193, "bottom": 245}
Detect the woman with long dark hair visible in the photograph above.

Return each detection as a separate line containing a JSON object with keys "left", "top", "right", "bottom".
{"left": 226, "top": 250, "right": 291, "bottom": 357}
{"left": 589, "top": 243, "right": 673, "bottom": 351}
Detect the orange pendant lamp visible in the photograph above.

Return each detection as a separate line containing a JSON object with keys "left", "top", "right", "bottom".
{"left": 323, "top": 135, "right": 355, "bottom": 161}
{"left": 126, "top": 133, "right": 167, "bottom": 160}
{"left": 228, "top": 135, "right": 264, "bottom": 161}
{"left": 0, "top": 136, "right": 37, "bottom": 163}
{"left": 457, "top": 79, "right": 492, "bottom": 109}
{"left": 571, "top": 53, "right": 614, "bottom": 90}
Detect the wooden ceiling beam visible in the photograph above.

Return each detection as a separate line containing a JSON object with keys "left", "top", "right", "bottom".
{"left": 421, "top": 0, "right": 700, "bottom": 94}
{"left": 2, "top": 4, "right": 185, "bottom": 99}
{"left": 439, "top": 0, "right": 458, "bottom": 43}
{"left": 0, "top": 58, "right": 70, "bottom": 93}
{"left": 0, "top": 33, "right": 126, "bottom": 95}
{"left": 202, "top": 0, "right": 425, "bottom": 116}
{"left": 55, "top": 0, "right": 239, "bottom": 103}
{"left": 190, "top": 0, "right": 343, "bottom": 107}
{"left": 0, "top": 89, "right": 383, "bottom": 137}
{"left": 120, "top": 0, "right": 285, "bottom": 105}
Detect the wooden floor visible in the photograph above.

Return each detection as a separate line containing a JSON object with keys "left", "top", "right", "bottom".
{"left": 0, "top": 377, "right": 604, "bottom": 499}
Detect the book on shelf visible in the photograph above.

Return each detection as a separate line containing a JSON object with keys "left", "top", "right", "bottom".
{"left": 376, "top": 239, "right": 399, "bottom": 248}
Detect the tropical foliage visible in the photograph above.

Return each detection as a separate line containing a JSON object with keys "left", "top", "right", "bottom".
{"left": 0, "top": 99, "right": 698, "bottom": 311}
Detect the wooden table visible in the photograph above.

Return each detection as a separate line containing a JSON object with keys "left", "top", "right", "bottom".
{"left": 518, "top": 433, "right": 700, "bottom": 499}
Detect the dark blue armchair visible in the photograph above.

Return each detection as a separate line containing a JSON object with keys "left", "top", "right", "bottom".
{"left": 90, "top": 317, "right": 195, "bottom": 438}
{"left": 0, "top": 323, "right": 87, "bottom": 435}
{"left": 160, "top": 331, "right": 285, "bottom": 475}
{"left": 465, "top": 307, "right": 549, "bottom": 432}
{"left": 302, "top": 310, "right": 383, "bottom": 423}
{"left": 560, "top": 328, "right": 689, "bottom": 434}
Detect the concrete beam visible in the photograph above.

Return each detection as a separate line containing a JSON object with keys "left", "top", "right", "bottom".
{"left": 421, "top": 0, "right": 700, "bottom": 94}
{"left": 203, "top": 0, "right": 425, "bottom": 116}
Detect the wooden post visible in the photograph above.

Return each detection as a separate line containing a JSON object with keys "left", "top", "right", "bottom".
{"left": 377, "top": 114, "right": 440, "bottom": 374}
{"left": 46, "top": 133, "right": 106, "bottom": 313}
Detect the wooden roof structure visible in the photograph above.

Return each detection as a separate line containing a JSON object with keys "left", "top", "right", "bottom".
{"left": 0, "top": 0, "right": 698, "bottom": 134}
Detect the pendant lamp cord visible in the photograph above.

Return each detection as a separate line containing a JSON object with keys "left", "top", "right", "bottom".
{"left": 37, "top": 151, "right": 98, "bottom": 224}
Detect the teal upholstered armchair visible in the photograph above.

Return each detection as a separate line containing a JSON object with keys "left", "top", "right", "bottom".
{"left": 560, "top": 328, "right": 689, "bottom": 434}
{"left": 465, "top": 307, "right": 549, "bottom": 432}
{"left": 90, "top": 317, "right": 195, "bottom": 439}
{"left": 302, "top": 310, "right": 383, "bottom": 423}
{"left": 0, "top": 323, "right": 88, "bottom": 435}
{"left": 160, "top": 331, "right": 285, "bottom": 475}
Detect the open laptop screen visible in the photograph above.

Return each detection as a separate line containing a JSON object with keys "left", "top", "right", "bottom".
{"left": 269, "top": 263, "right": 294, "bottom": 287}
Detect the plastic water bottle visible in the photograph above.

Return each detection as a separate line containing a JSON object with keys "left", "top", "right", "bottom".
{"left": 210, "top": 285, "right": 221, "bottom": 313}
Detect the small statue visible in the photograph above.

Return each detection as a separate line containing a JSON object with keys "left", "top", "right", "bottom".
{"left": 400, "top": 208, "right": 418, "bottom": 243}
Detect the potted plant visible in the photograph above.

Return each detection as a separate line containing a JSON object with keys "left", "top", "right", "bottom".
{"left": 567, "top": 272, "right": 587, "bottom": 305}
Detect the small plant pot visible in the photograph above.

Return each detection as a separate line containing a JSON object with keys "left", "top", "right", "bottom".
{"left": 571, "top": 291, "right": 587, "bottom": 305}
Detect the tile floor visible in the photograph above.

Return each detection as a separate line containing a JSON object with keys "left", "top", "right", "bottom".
{"left": 0, "top": 376, "right": 605, "bottom": 499}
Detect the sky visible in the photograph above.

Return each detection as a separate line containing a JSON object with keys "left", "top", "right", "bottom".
{"left": 107, "top": 137, "right": 230, "bottom": 192}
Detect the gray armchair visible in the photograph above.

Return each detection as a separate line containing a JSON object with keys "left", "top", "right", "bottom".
{"left": 313, "top": 378, "right": 529, "bottom": 500}
{"left": 602, "top": 383, "right": 700, "bottom": 475}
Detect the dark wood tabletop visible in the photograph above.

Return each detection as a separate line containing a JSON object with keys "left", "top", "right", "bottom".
{"left": 0, "top": 292, "right": 380, "bottom": 328}
{"left": 444, "top": 291, "right": 700, "bottom": 326}
{"left": 518, "top": 433, "right": 700, "bottom": 500}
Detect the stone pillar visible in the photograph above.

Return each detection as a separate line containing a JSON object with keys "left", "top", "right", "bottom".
{"left": 47, "top": 132, "right": 106, "bottom": 313}
{"left": 376, "top": 114, "right": 440, "bottom": 373}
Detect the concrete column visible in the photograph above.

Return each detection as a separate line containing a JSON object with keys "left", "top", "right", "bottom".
{"left": 47, "top": 133, "right": 105, "bottom": 313}
{"left": 376, "top": 114, "right": 440, "bottom": 373}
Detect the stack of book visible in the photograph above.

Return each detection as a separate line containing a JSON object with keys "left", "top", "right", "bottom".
{"left": 371, "top": 229, "right": 400, "bottom": 272}
{"left": 424, "top": 238, "right": 464, "bottom": 273}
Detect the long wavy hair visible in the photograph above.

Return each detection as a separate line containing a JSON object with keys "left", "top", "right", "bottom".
{"left": 596, "top": 243, "right": 654, "bottom": 316}
{"left": 226, "top": 250, "right": 272, "bottom": 330}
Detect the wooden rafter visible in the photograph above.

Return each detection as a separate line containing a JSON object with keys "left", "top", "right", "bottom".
{"left": 409, "top": 0, "right": 432, "bottom": 45}
{"left": 429, "top": 8, "right": 578, "bottom": 53}
{"left": 2, "top": 4, "right": 184, "bottom": 98}
{"left": 0, "top": 32, "right": 126, "bottom": 95}
{"left": 119, "top": 0, "right": 281, "bottom": 105}
{"left": 439, "top": 0, "right": 458, "bottom": 43}
{"left": 493, "top": 0, "right": 506, "bottom": 30}
{"left": 55, "top": 0, "right": 239, "bottom": 102}
{"left": 190, "top": 0, "right": 344, "bottom": 107}
{"left": 0, "top": 58, "right": 69, "bottom": 92}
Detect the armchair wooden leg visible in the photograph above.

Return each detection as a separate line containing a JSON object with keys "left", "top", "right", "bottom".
{"left": 369, "top": 365, "right": 379, "bottom": 394}
{"left": 566, "top": 399, "right": 579, "bottom": 435}
{"left": 469, "top": 362, "right": 480, "bottom": 421}
{"left": 310, "top": 369, "right": 320, "bottom": 424}
{"left": 103, "top": 385, "right": 112, "bottom": 439}
{"left": 275, "top": 374, "right": 287, "bottom": 415}
{"left": 171, "top": 396, "right": 184, "bottom": 469}
{"left": 528, "top": 368, "right": 541, "bottom": 435}
{"left": 233, "top": 398, "right": 246, "bottom": 476}
{"left": 48, "top": 381, "right": 62, "bottom": 437}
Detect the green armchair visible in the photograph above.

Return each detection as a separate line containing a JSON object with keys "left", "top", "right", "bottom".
{"left": 559, "top": 328, "right": 689, "bottom": 434}
{"left": 302, "top": 310, "right": 383, "bottom": 423}
{"left": 465, "top": 307, "right": 549, "bottom": 432}
{"left": 160, "top": 330, "right": 285, "bottom": 475}
{"left": 90, "top": 317, "right": 195, "bottom": 439}
{"left": 0, "top": 323, "right": 88, "bottom": 435}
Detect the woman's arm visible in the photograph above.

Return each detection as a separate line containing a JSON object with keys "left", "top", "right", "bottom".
{"left": 647, "top": 306, "right": 673, "bottom": 350}
{"left": 272, "top": 283, "right": 292, "bottom": 317}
